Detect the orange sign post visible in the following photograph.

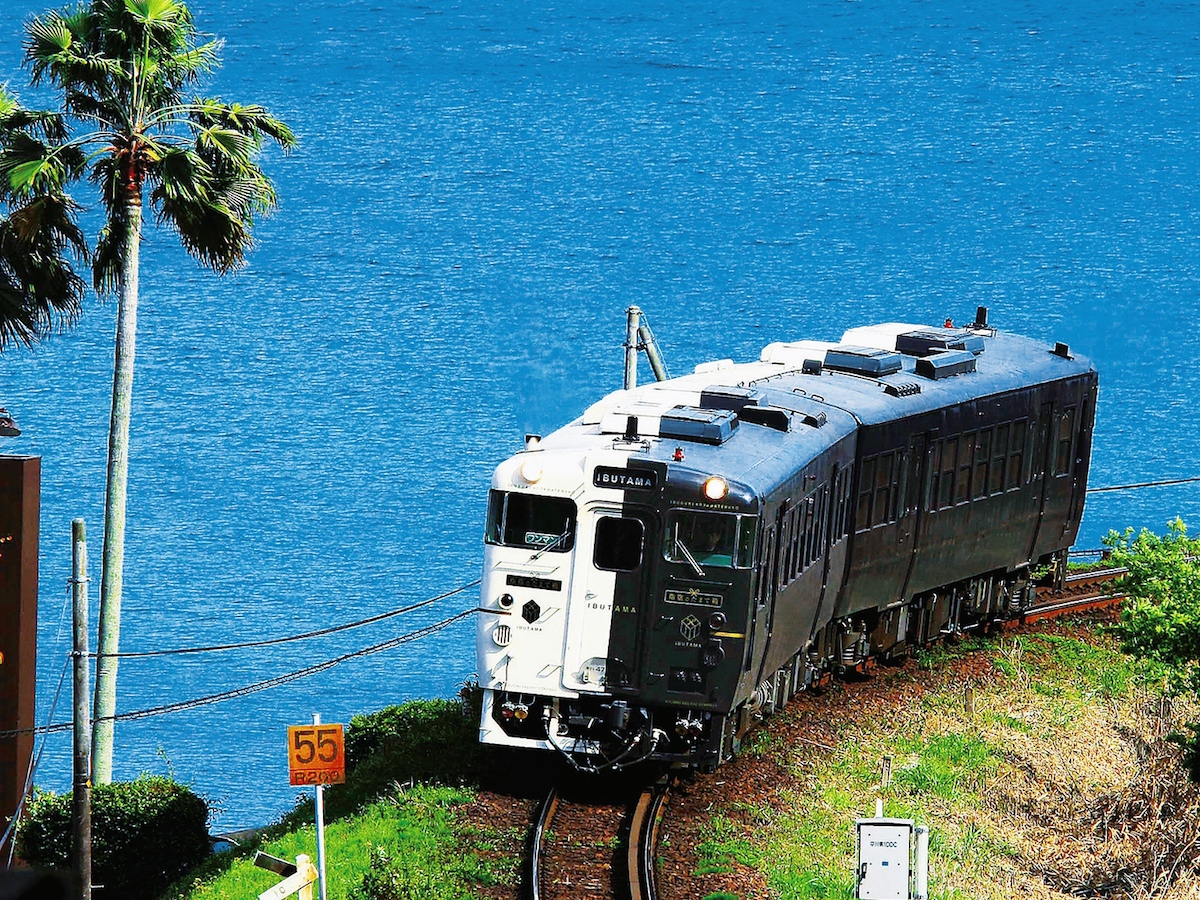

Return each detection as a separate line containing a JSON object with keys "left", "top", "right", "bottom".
{"left": 287, "top": 723, "right": 346, "bottom": 786}
{"left": 287, "top": 717, "right": 344, "bottom": 900}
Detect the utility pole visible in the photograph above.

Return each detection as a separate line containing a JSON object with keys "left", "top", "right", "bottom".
{"left": 71, "top": 519, "right": 91, "bottom": 900}
{"left": 624, "top": 306, "right": 642, "bottom": 390}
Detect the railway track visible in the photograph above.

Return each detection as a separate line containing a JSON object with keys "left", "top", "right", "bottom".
{"left": 1021, "top": 566, "right": 1126, "bottom": 624}
{"left": 526, "top": 780, "right": 669, "bottom": 900}
{"left": 519, "top": 567, "right": 1125, "bottom": 900}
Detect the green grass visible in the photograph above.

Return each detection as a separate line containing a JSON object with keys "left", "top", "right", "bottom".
{"left": 173, "top": 785, "right": 497, "bottom": 900}
{"left": 687, "top": 624, "right": 1175, "bottom": 900}
{"left": 171, "top": 695, "right": 514, "bottom": 900}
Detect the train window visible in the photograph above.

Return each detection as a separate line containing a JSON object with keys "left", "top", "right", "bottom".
{"left": 872, "top": 452, "right": 894, "bottom": 526}
{"left": 939, "top": 440, "right": 957, "bottom": 509}
{"left": 956, "top": 433, "right": 973, "bottom": 505}
{"left": 856, "top": 457, "right": 876, "bottom": 531}
{"left": 928, "top": 442, "right": 942, "bottom": 511}
{"left": 737, "top": 517, "right": 757, "bottom": 568}
{"left": 485, "top": 491, "right": 577, "bottom": 552}
{"left": 791, "top": 505, "right": 804, "bottom": 578}
{"left": 1055, "top": 407, "right": 1076, "bottom": 476}
{"left": 814, "top": 488, "right": 828, "bottom": 562}
{"left": 806, "top": 501, "right": 816, "bottom": 571}
{"left": 1009, "top": 419, "right": 1027, "bottom": 488}
{"left": 973, "top": 430, "right": 991, "bottom": 500}
{"left": 593, "top": 516, "right": 644, "bottom": 571}
{"left": 664, "top": 511, "right": 743, "bottom": 569}
{"left": 990, "top": 424, "right": 1009, "bottom": 495}
{"left": 756, "top": 524, "right": 775, "bottom": 606}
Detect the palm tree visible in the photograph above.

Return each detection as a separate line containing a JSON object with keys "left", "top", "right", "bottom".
{"left": 3, "top": 0, "right": 295, "bottom": 782}
{"left": 0, "top": 87, "right": 87, "bottom": 349}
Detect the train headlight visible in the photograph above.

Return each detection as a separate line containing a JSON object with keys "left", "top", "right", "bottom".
{"left": 703, "top": 476, "right": 728, "bottom": 501}
{"left": 520, "top": 458, "right": 544, "bottom": 484}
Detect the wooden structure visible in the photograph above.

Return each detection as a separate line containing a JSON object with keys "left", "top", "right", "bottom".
{"left": 0, "top": 456, "right": 39, "bottom": 853}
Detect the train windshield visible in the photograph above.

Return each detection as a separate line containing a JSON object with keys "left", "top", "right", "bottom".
{"left": 664, "top": 511, "right": 756, "bottom": 569}
{"left": 485, "top": 490, "right": 577, "bottom": 552}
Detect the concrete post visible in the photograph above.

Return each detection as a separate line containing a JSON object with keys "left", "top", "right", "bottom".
{"left": 72, "top": 519, "right": 92, "bottom": 900}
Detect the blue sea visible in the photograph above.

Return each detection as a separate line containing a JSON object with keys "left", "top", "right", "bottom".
{"left": 3, "top": 0, "right": 1200, "bottom": 829}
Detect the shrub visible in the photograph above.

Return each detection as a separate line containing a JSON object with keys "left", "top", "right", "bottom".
{"left": 1106, "top": 518, "right": 1200, "bottom": 780}
{"left": 18, "top": 775, "right": 210, "bottom": 900}
{"left": 329, "top": 690, "right": 485, "bottom": 815}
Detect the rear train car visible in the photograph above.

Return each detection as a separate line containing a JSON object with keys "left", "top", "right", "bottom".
{"left": 476, "top": 317, "right": 1096, "bottom": 770}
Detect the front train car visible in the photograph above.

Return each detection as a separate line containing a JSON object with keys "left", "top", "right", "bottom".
{"left": 475, "top": 365, "right": 856, "bottom": 771}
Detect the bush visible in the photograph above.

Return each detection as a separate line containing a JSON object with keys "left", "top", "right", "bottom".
{"left": 1107, "top": 518, "right": 1200, "bottom": 780}
{"left": 330, "top": 691, "right": 485, "bottom": 815}
{"left": 18, "top": 775, "right": 210, "bottom": 900}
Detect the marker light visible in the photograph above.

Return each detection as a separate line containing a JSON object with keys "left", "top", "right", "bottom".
{"left": 520, "top": 458, "right": 544, "bottom": 483}
{"left": 703, "top": 476, "right": 728, "bottom": 501}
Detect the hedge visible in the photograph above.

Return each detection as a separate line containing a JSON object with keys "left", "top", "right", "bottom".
{"left": 18, "top": 775, "right": 209, "bottom": 900}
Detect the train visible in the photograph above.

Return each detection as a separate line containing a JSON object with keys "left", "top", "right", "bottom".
{"left": 475, "top": 309, "right": 1097, "bottom": 771}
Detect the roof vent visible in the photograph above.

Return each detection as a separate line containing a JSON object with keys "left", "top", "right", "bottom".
{"left": 883, "top": 382, "right": 922, "bottom": 397}
{"left": 915, "top": 350, "right": 977, "bottom": 380}
{"left": 896, "top": 330, "right": 985, "bottom": 357}
{"left": 739, "top": 406, "right": 790, "bottom": 432}
{"left": 799, "top": 411, "right": 827, "bottom": 429}
{"left": 659, "top": 406, "right": 739, "bottom": 445}
{"left": 1053, "top": 342, "right": 1072, "bottom": 359}
{"left": 823, "top": 346, "right": 903, "bottom": 377}
{"left": 699, "top": 386, "right": 762, "bottom": 412}
{"left": 801, "top": 359, "right": 822, "bottom": 375}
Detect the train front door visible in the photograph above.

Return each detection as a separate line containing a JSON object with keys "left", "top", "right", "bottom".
{"left": 564, "top": 505, "right": 655, "bottom": 695}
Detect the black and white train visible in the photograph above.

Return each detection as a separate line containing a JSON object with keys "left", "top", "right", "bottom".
{"left": 475, "top": 312, "right": 1096, "bottom": 771}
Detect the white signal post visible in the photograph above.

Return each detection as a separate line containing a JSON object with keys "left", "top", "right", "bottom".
{"left": 313, "top": 714, "right": 328, "bottom": 900}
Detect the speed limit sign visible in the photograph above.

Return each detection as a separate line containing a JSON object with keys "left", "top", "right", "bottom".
{"left": 287, "top": 723, "right": 346, "bottom": 786}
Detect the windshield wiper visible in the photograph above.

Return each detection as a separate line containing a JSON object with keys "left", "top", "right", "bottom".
{"left": 675, "top": 536, "right": 706, "bottom": 578}
{"left": 528, "top": 526, "right": 573, "bottom": 562}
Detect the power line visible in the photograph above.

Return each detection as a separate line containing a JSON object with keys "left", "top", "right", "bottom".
{"left": 1, "top": 655, "right": 69, "bottom": 860}
{"left": 1087, "top": 475, "right": 1200, "bottom": 494}
{"left": 102, "top": 579, "right": 481, "bottom": 659}
{"left": 0, "top": 608, "right": 476, "bottom": 739}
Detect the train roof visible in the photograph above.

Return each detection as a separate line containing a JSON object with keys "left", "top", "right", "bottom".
{"left": 512, "top": 322, "right": 1095, "bottom": 501}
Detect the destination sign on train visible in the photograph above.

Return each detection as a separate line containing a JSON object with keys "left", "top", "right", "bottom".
{"left": 593, "top": 467, "right": 658, "bottom": 490}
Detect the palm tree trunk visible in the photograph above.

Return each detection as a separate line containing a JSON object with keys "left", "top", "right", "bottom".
{"left": 92, "top": 197, "right": 141, "bottom": 785}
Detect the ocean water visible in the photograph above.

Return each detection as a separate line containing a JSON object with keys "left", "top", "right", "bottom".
{"left": 2, "top": 0, "right": 1200, "bottom": 829}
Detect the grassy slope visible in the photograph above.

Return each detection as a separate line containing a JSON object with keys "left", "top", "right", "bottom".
{"left": 690, "top": 626, "right": 1200, "bottom": 900}
{"left": 171, "top": 696, "right": 521, "bottom": 900}
{"left": 175, "top": 624, "right": 1200, "bottom": 900}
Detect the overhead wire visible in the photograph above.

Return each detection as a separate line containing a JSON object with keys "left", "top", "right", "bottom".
{"left": 1087, "top": 475, "right": 1200, "bottom": 494}
{"left": 0, "top": 607, "right": 476, "bottom": 739}
{"left": 102, "top": 578, "right": 481, "bottom": 659}
{"left": 1, "top": 652, "right": 69, "bottom": 865}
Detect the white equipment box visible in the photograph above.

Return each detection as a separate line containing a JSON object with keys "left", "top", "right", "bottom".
{"left": 856, "top": 817, "right": 927, "bottom": 900}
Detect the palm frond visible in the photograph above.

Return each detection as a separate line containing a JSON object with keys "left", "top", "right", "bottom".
{"left": 184, "top": 99, "right": 296, "bottom": 151}
{"left": 0, "top": 191, "right": 88, "bottom": 349}
{"left": 91, "top": 214, "right": 129, "bottom": 296}
{"left": 0, "top": 134, "right": 85, "bottom": 199}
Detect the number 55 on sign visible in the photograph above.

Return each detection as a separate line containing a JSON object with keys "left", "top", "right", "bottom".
{"left": 288, "top": 724, "right": 346, "bottom": 786}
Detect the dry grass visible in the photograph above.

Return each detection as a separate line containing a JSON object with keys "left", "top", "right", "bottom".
{"left": 675, "top": 624, "right": 1200, "bottom": 900}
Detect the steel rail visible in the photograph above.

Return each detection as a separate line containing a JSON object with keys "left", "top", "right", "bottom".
{"left": 627, "top": 783, "right": 669, "bottom": 900}
{"left": 525, "top": 786, "right": 559, "bottom": 900}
